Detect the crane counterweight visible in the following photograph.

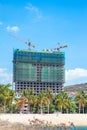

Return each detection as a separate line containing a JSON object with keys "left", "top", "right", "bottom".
{"left": 55, "top": 42, "right": 68, "bottom": 52}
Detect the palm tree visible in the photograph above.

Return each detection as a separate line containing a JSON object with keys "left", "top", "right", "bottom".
{"left": 44, "top": 88, "right": 53, "bottom": 114}
{"left": 65, "top": 97, "right": 76, "bottom": 113}
{"left": 22, "top": 88, "right": 34, "bottom": 113}
{"left": 0, "top": 84, "right": 14, "bottom": 113}
{"left": 75, "top": 91, "right": 87, "bottom": 113}
{"left": 17, "top": 97, "right": 26, "bottom": 113}
{"left": 55, "top": 91, "right": 70, "bottom": 113}
{"left": 32, "top": 95, "right": 39, "bottom": 113}
{"left": 38, "top": 92, "right": 49, "bottom": 114}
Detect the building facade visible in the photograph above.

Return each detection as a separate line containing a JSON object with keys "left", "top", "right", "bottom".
{"left": 13, "top": 49, "right": 65, "bottom": 94}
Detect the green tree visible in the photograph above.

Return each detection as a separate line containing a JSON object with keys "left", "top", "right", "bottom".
{"left": 22, "top": 88, "right": 34, "bottom": 112}
{"left": 65, "top": 96, "right": 76, "bottom": 113}
{"left": 69, "top": 101, "right": 77, "bottom": 113}
{"left": 55, "top": 91, "right": 71, "bottom": 113}
{"left": 38, "top": 92, "right": 49, "bottom": 114}
{"left": 44, "top": 88, "right": 53, "bottom": 113}
{"left": 75, "top": 91, "right": 87, "bottom": 113}
{"left": 32, "top": 95, "right": 39, "bottom": 113}
{"left": 0, "top": 84, "right": 14, "bottom": 113}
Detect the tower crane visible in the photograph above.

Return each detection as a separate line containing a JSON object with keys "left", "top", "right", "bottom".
{"left": 55, "top": 42, "right": 67, "bottom": 52}
{"left": 10, "top": 34, "right": 35, "bottom": 50}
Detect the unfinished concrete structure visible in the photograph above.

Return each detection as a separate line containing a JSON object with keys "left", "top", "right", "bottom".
{"left": 13, "top": 49, "right": 65, "bottom": 94}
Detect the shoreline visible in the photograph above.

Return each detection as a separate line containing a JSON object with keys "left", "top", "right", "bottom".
{"left": 0, "top": 114, "right": 87, "bottom": 126}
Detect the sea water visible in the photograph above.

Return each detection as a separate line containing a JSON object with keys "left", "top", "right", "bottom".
{"left": 77, "top": 126, "right": 87, "bottom": 130}
{"left": 41, "top": 126, "right": 87, "bottom": 130}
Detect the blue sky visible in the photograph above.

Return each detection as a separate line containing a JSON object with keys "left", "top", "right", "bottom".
{"left": 0, "top": 0, "right": 87, "bottom": 86}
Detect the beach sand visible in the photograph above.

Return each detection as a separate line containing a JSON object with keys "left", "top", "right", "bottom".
{"left": 0, "top": 114, "right": 87, "bottom": 127}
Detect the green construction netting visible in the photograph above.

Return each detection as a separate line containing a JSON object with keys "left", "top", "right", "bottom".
{"left": 13, "top": 49, "right": 65, "bottom": 82}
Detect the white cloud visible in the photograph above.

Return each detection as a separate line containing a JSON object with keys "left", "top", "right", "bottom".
{"left": 25, "top": 3, "right": 43, "bottom": 19}
{"left": 6, "top": 26, "right": 20, "bottom": 32}
{"left": 1, "top": 67, "right": 87, "bottom": 86}
{"left": 0, "top": 68, "right": 12, "bottom": 84}
{"left": 66, "top": 68, "right": 87, "bottom": 82}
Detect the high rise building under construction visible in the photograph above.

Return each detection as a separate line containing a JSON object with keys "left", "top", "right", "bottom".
{"left": 13, "top": 47, "right": 65, "bottom": 94}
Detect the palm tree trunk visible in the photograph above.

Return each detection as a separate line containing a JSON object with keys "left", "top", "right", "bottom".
{"left": 40, "top": 100, "right": 43, "bottom": 114}
{"left": 41, "top": 105, "right": 43, "bottom": 114}
{"left": 47, "top": 100, "right": 50, "bottom": 114}
{"left": 3, "top": 100, "right": 6, "bottom": 113}
{"left": 82, "top": 106, "right": 84, "bottom": 113}
{"left": 79, "top": 104, "right": 81, "bottom": 113}
{"left": 61, "top": 106, "right": 62, "bottom": 113}
{"left": 48, "top": 105, "right": 49, "bottom": 114}
{"left": 66, "top": 109, "right": 69, "bottom": 113}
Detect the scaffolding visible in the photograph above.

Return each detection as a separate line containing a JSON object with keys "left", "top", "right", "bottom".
{"left": 13, "top": 49, "right": 65, "bottom": 94}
